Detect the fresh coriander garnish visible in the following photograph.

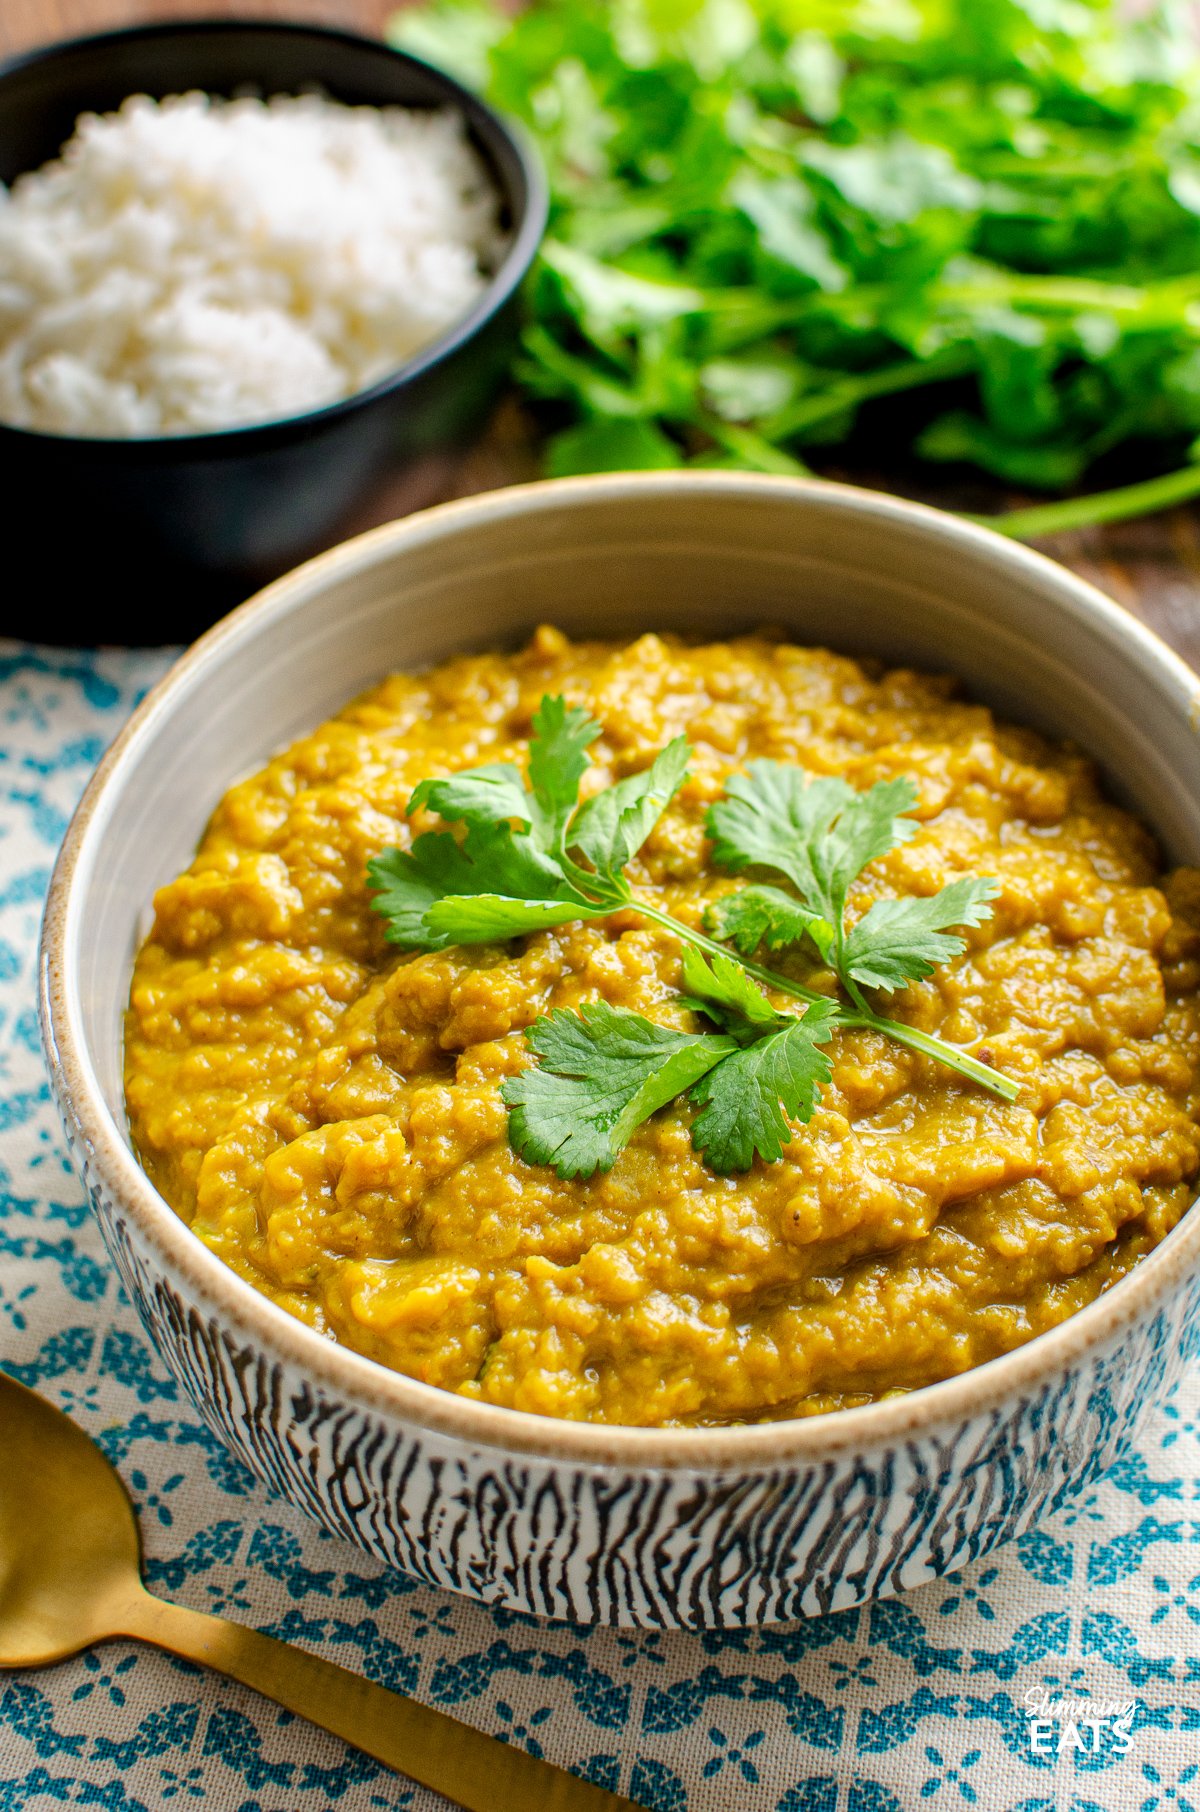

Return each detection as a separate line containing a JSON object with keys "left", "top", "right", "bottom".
{"left": 705, "top": 766, "right": 1000, "bottom": 1008}
{"left": 368, "top": 696, "right": 1017, "bottom": 1179}
{"left": 505, "top": 1001, "right": 740, "bottom": 1182}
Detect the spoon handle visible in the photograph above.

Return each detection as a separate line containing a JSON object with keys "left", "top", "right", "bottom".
{"left": 115, "top": 1588, "right": 640, "bottom": 1812}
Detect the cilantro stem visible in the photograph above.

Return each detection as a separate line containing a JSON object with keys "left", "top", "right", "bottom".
{"left": 940, "top": 271, "right": 1200, "bottom": 318}
{"left": 698, "top": 415, "right": 814, "bottom": 476}
{"left": 767, "top": 344, "right": 977, "bottom": 442}
{"left": 633, "top": 899, "right": 829, "bottom": 1006}
{"left": 632, "top": 900, "right": 1019, "bottom": 1102}
{"left": 844, "top": 1010, "right": 1020, "bottom": 1101}
{"left": 977, "top": 462, "right": 1200, "bottom": 540}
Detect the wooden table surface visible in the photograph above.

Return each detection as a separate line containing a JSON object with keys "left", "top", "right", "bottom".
{"left": 0, "top": 0, "right": 394, "bottom": 52}
{"left": 6, "top": 0, "right": 1200, "bottom": 669}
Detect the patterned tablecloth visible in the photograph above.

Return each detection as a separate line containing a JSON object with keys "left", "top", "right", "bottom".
{"left": 1, "top": 639, "right": 1198, "bottom": 1812}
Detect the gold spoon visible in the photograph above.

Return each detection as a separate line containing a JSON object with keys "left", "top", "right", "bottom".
{"left": 0, "top": 1373, "right": 643, "bottom": 1812}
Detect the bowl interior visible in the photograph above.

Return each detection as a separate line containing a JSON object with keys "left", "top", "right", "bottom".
{"left": 63, "top": 476, "right": 1200, "bottom": 1151}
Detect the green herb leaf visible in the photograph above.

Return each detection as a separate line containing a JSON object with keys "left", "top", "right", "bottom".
{"left": 689, "top": 1003, "right": 838, "bottom": 1173}
{"left": 707, "top": 763, "right": 918, "bottom": 925}
{"left": 408, "top": 764, "right": 532, "bottom": 831}
{"left": 374, "top": 696, "right": 613, "bottom": 947}
{"left": 545, "top": 418, "right": 685, "bottom": 476}
{"left": 677, "top": 945, "right": 788, "bottom": 1043}
{"left": 527, "top": 695, "right": 603, "bottom": 854}
{"left": 706, "top": 883, "right": 836, "bottom": 962}
{"left": 707, "top": 766, "right": 850, "bottom": 892}
{"left": 815, "top": 777, "right": 922, "bottom": 923}
{"left": 371, "top": 697, "right": 694, "bottom": 949}
{"left": 423, "top": 892, "right": 602, "bottom": 945}
{"left": 386, "top": 0, "right": 503, "bottom": 88}
{"left": 570, "top": 736, "right": 691, "bottom": 883}
{"left": 503, "top": 1003, "right": 735, "bottom": 1179}
{"left": 371, "top": 697, "right": 1014, "bottom": 1177}
{"left": 731, "top": 172, "right": 847, "bottom": 293}
{"left": 541, "top": 239, "right": 708, "bottom": 342}
{"left": 389, "top": 0, "right": 1200, "bottom": 534}
{"left": 410, "top": 696, "right": 601, "bottom": 863}
{"left": 366, "top": 838, "right": 461, "bottom": 949}
{"left": 368, "top": 827, "right": 594, "bottom": 951}
{"left": 842, "top": 876, "right": 1001, "bottom": 993}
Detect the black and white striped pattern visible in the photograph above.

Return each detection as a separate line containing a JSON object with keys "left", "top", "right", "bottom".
{"left": 56, "top": 1091, "right": 1196, "bottom": 1628}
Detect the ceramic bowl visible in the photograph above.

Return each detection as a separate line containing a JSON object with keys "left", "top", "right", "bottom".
{"left": 0, "top": 19, "right": 546, "bottom": 639}
{"left": 39, "top": 473, "right": 1200, "bottom": 1628}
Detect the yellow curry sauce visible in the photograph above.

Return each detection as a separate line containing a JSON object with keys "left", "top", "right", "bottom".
{"left": 124, "top": 629, "right": 1200, "bottom": 1426}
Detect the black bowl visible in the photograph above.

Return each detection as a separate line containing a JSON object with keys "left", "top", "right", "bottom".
{"left": 0, "top": 19, "right": 547, "bottom": 641}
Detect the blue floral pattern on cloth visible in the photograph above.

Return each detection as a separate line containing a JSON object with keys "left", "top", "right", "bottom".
{"left": 1, "top": 639, "right": 1198, "bottom": 1812}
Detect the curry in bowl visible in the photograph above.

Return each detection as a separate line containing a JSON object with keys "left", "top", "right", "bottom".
{"left": 124, "top": 628, "right": 1200, "bottom": 1427}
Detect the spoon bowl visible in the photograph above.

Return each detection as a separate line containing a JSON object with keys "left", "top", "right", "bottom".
{"left": 0, "top": 1372, "right": 638, "bottom": 1812}
{"left": 0, "top": 1374, "right": 141, "bottom": 1665}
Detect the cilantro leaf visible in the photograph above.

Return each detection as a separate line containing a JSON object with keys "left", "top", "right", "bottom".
{"left": 409, "top": 695, "right": 601, "bottom": 861}
{"left": 689, "top": 1002, "right": 838, "bottom": 1173}
{"left": 367, "top": 824, "right": 594, "bottom": 951}
{"left": 707, "top": 763, "right": 918, "bottom": 925}
{"left": 408, "top": 764, "right": 532, "bottom": 830}
{"left": 706, "top": 883, "right": 836, "bottom": 963}
{"left": 540, "top": 238, "right": 708, "bottom": 344}
{"left": 527, "top": 695, "right": 602, "bottom": 854}
{"left": 569, "top": 736, "right": 691, "bottom": 883}
{"left": 707, "top": 766, "right": 853, "bottom": 903}
{"left": 386, "top": 0, "right": 502, "bottom": 88}
{"left": 546, "top": 417, "right": 684, "bottom": 477}
{"left": 503, "top": 1003, "right": 735, "bottom": 1180}
{"left": 677, "top": 946, "right": 788, "bottom": 1043}
{"left": 393, "top": 0, "right": 1200, "bottom": 535}
{"left": 816, "top": 778, "right": 921, "bottom": 920}
{"left": 423, "top": 891, "right": 601, "bottom": 945}
{"left": 371, "top": 697, "right": 695, "bottom": 949}
{"left": 372, "top": 701, "right": 1015, "bottom": 1176}
{"left": 367, "top": 833, "right": 478, "bottom": 948}
{"left": 842, "top": 877, "right": 1000, "bottom": 993}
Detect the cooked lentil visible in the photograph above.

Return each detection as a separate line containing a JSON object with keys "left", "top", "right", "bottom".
{"left": 124, "top": 628, "right": 1200, "bottom": 1425}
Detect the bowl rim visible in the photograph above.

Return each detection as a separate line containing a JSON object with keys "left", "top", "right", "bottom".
{"left": 0, "top": 15, "right": 548, "bottom": 455}
{"left": 39, "top": 470, "right": 1200, "bottom": 1469}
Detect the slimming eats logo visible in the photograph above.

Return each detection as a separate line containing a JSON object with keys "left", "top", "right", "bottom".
{"left": 1023, "top": 1686, "right": 1136, "bottom": 1757}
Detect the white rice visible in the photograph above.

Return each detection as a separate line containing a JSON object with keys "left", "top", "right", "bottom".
{"left": 0, "top": 91, "right": 506, "bottom": 438}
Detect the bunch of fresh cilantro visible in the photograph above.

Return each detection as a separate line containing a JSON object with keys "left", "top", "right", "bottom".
{"left": 369, "top": 697, "right": 1015, "bottom": 1180}
{"left": 391, "top": 0, "right": 1200, "bottom": 536}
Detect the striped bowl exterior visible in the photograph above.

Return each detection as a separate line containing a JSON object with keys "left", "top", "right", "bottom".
{"left": 51, "top": 1068, "right": 1199, "bottom": 1628}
